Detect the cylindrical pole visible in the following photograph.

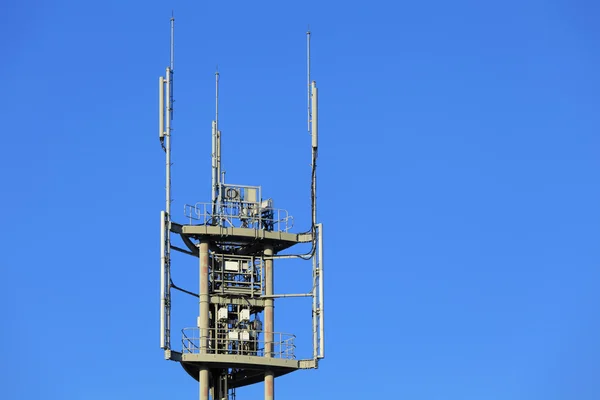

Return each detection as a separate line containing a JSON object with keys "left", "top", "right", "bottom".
{"left": 307, "top": 30, "right": 311, "bottom": 134}
{"left": 199, "top": 241, "right": 210, "bottom": 400}
{"left": 214, "top": 71, "right": 221, "bottom": 213}
{"left": 169, "top": 17, "right": 174, "bottom": 121}
{"left": 160, "top": 211, "right": 166, "bottom": 349}
{"left": 165, "top": 67, "right": 171, "bottom": 217}
{"left": 164, "top": 68, "right": 172, "bottom": 350}
{"left": 215, "top": 71, "right": 219, "bottom": 132}
{"left": 265, "top": 371, "right": 274, "bottom": 400}
{"left": 317, "top": 223, "right": 325, "bottom": 358}
{"left": 215, "top": 72, "right": 220, "bottom": 193}
{"left": 211, "top": 120, "right": 217, "bottom": 207}
{"left": 311, "top": 82, "right": 318, "bottom": 149}
{"left": 199, "top": 241, "right": 210, "bottom": 348}
{"left": 311, "top": 81, "right": 318, "bottom": 230}
{"left": 199, "top": 369, "right": 209, "bottom": 400}
{"left": 312, "top": 251, "right": 318, "bottom": 359}
{"left": 170, "top": 17, "right": 174, "bottom": 71}
{"left": 264, "top": 246, "right": 274, "bottom": 400}
{"left": 159, "top": 76, "right": 164, "bottom": 139}
{"left": 217, "top": 130, "right": 221, "bottom": 189}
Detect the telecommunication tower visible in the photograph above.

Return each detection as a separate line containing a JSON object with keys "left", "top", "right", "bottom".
{"left": 158, "top": 18, "right": 325, "bottom": 400}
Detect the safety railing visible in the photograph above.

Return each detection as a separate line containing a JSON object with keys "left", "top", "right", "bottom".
{"left": 182, "top": 327, "right": 296, "bottom": 359}
{"left": 183, "top": 202, "right": 294, "bottom": 232}
{"left": 210, "top": 254, "right": 263, "bottom": 297}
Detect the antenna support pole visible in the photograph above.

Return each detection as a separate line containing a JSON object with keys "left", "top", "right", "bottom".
{"left": 216, "top": 71, "right": 221, "bottom": 192}
{"left": 159, "top": 16, "right": 175, "bottom": 352}
{"left": 166, "top": 15, "right": 175, "bottom": 216}
{"left": 212, "top": 71, "right": 221, "bottom": 214}
{"left": 307, "top": 30, "right": 311, "bottom": 133}
{"left": 170, "top": 16, "right": 175, "bottom": 70}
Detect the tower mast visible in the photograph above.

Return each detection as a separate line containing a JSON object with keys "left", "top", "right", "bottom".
{"left": 159, "top": 15, "right": 175, "bottom": 351}
{"left": 158, "top": 21, "right": 325, "bottom": 400}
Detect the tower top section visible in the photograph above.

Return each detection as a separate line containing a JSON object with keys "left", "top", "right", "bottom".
{"left": 157, "top": 20, "right": 324, "bottom": 400}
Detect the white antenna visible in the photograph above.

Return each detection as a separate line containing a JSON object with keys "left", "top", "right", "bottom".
{"left": 159, "top": 14, "right": 175, "bottom": 351}
{"left": 215, "top": 68, "right": 219, "bottom": 132}
{"left": 216, "top": 71, "right": 222, "bottom": 202}
{"left": 311, "top": 81, "right": 318, "bottom": 149}
{"left": 170, "top": 13, "right": 175, "bottom": 70}
{"left": 167, "top": 15, "right": 174, "bottom": 214}
{"left": 169, "top": 14, "right": 175, "bottom": 122}
{"left": 307, "top": 28, "right": 311, "bottom": 133}
{"left": 212, "top": 70, "right": 221, "bottom": 213}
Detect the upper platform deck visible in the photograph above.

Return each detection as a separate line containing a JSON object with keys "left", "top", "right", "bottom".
{"left": 169, "top": 202, "right": 313, "bottom": 254}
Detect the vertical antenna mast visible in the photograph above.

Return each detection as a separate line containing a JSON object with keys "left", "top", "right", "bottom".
{"left": 169, "top": 13, "right": 175, "bottom": 121}
{"left": 215, "top": 69, "right": 219, "bottom": 135}
{"left": 216, "top": 70, "right": 221, "bottom": 189}
{"left": 170, "top": 13, "right": 175, "bottom": 71}
{"left": 212, "top": 70, "right": 221, "bottom": 215}
{"left": 167, "top": 14, "right": 175, "bottom": 214}
{"left": 307, "top": 28, "right": 321, "bottom": 361}
{"left": 160, "top": 15, "right": 175, "bottom": 351}
{"left": 307, "top": 28, "right": 311, "bottom": 133}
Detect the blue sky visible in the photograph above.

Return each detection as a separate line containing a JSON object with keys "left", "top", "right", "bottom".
{"left": 1, "top": 0, "right": 599, "bottom": 399}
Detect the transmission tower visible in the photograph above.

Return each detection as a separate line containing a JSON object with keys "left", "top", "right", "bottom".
{"left": 158, "top": 18, "right": 325, "bottom": 400}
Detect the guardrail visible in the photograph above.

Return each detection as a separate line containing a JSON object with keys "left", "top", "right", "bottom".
{"left": 183, "top": 202, "right": 294, "bottom": 232}
{"left": 182, "top": 327, "right": 296, "bottom": 359}
{"left": 210, "top": 254, "right": 263, "bottom": 297}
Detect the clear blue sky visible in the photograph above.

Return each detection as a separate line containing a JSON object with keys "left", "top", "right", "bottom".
{"left": 1, "top": 0, "right": 599, "bottom": 399}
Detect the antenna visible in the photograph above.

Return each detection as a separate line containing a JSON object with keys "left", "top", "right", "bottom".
{"left": 159, "top": 15, "right": 175, "bottom": 351}
{"left": 308, "top": 29, "right": 318, "bottom": 229}
{"left": 307, "top": 28, "right": 311, "bottom": 133}
{"left": 167, "top": 15, "right": 174, "bottom": 214}
{"left": 308, "top": 32, "right": 321, "bottom": 360}
{"left": 215, "top": 67, "right": 219, "bottom": 131}
{"left": 212, "top": 70, "right": 221, "bottom": 214}
{"left": 170, "top": 13, "right": 174, "bottom": 70}
{"left": 216, "top": 70, "right": 221, "bottom": 190}
{"left": 169, "top": 15, "right": 175, "bottom": 121}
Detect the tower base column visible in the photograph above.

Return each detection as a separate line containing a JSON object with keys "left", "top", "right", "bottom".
{"left": 265, "top": 370, "right": 274, "bottom": 400}
{"left": 199, "top": 368, "right": 209, "bottom": 400}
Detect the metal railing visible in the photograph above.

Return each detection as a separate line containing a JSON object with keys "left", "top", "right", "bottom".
{"left": 182, "top": 327, "right": 296, "bottom": 359}
{"left": 183, "top": 202, "right": 294, "bottom": 232}
{"left": 210, "top": 254, "right": 263, "bottom": 297}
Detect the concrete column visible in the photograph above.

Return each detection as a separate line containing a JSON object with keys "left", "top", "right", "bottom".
{"left": 264, "top": 246, "right": 274, "bottom": 400}
{"left": 265, "top": 372, "right": 274, "bottom": 400}
{"left": 199, "top": 369, "right": 209, "bottom": 400}
{"left": 199, "top": 241, "right": 210, "bottom": 400}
